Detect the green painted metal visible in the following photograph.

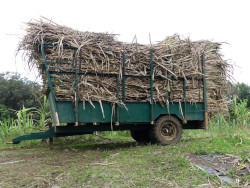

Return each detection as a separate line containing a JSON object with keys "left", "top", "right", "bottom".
{"left": 116, "top": 74, "right": 120, "bottom": 123}
{"left": 53, "top": 86, "right": 75, "bottom": 89}
{"left": 49, "top": 71, "right": 117, "bottom": 77}
{"left": 54, "top": 92, "right": 75, "bottom": 95}
{"left": 183, "top": 78, "right": 186, "bottom": 119}
{"left": 48, "top": 92, "right": 59, "bottom": 126}
{"left": 43, "top": 44, "right": 75, "bottom": 49}
{"left": 48, "top": 65, "right": 76, "bottom": 70}
{"left": 150, "top": 49, "right": 154, "bottom": 122}
{"left": 55, "top": 124, "right": 150, "bottom": 134}
{"left": 51, "top": 78, "right": 76, "bottom": 81}
{"left": 49, "top": 70, "right": 202, "bottom": 81}
{"left": 41, "top": 43, "right": 206, "bottom": 126}
{"left": 12, "top": 43, "right": 208, "bottom": 144}
{"left": 52, "top": 82, "right": 75, "bottom": 85}
{"left": 47, "top": 62, "right": 72, "bottom": 64}
{"left": 122, "top": 51, "right": 126, "bottom": 102}
{"left": 116, "top": 74, "right": 119, "bottom": 100}
{"left": 12, "top": 128, "right": 55, "bottom": 144}
{"left": 202, "top": 54, "right": 207, "bottom": 112}
{"left": 12, "top": 124, "right": 151, "bottom": 143}
{"left": 74, "top": 48, "right": 79, "bottom": 124}
{"left": 46, "top": 58, "right": 73, "bottom": 61}
{"left": 55, "top": 100, "right": 204, "bottom": 125}
{"left": 167, "top": 70, "right": 171, "bottom": 102}
{"left": 41, "top": 45, "right": 57, "bottom": 114}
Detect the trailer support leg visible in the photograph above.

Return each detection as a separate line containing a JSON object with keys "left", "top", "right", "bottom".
{"left": 203, "top": 112, "right": 209, "bottom": 130}
{"left": 48, "top": 123, "right": 53, "bottom": 150}
{"left": 49, "top": 138, "right": 53, "bottom": 150}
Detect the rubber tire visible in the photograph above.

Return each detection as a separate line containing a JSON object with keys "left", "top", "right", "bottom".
{"left": 150, "top": 115, "right": 182, "bottom": 145}
{"left": 130, "top": 130, "right": 151, "bottom": 143}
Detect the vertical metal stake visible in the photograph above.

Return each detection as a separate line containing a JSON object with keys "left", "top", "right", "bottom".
{"left": 202, "top": 54, "right": 208, "bottom": 129}
{"left": 122, "top": 51, "right": 126, "bottom": 102}
{"left": 150, "top": 49, "right": 154, "bottom": 124}
{"left": 183, "top": 78, "right": 186, "bottom": 122}
{"left": 167, "top": 70, "right": 171, "bottom": 102}
{"left": 41, "top": 44, "right": 59, "bottom": 127}
{"left": 74, "top": 48, "right": 79, "bottom": 126}
{"left": 41, "top": 44, "right": 57, "bottom": 113}
{"left": 116, "top": 74, "right": 120, "bottom": 126}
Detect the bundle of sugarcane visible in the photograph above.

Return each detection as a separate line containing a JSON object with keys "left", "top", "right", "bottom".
{"left": 17, "top": 18, "right": 232, "bottom": 115}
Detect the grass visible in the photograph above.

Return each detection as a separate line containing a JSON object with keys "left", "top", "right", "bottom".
{"left": 0, "top": 125, "right": 249, "bottom": 187}
{"left": 0, "top": 98, "right": 249, "bottom": 187}
{"left": 0, "top": 95, "right": 50, "bottom": 145}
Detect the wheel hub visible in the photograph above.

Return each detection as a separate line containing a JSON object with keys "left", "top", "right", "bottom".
{"left": 160, "top": 122, "right": 176, "bottom": 140}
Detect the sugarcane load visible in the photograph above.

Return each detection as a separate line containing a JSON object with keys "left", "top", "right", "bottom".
{"left": 18, "top": 18, "right": 231, "bottom": 116}
{"left": 13, "top": 17, "right": 232, "bottom": 146}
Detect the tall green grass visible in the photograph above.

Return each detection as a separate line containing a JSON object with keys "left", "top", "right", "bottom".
{"left": 0, "top": 107, "right": 35, "bottom": 143}
{"left": 209, "top": 97, "right": 249, "bottom": 129}
{"left": 0, "top": 96, "right": 50, "bottom": 144}
{"left": 34, "top": 95, "right": 51, "bottom": 129}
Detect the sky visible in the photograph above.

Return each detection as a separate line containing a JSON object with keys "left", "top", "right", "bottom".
{"left": 0, "top": 0, "right": 249, "bottom": 84}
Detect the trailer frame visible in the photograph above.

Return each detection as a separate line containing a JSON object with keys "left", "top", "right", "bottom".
{"left": 12, "top": 44, "right": 208, "bottom": 146}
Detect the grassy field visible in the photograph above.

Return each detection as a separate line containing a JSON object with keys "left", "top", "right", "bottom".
{"left": 0, "top": 99, "right": 249, "bottom": 187}
{"left": 0, "top": 125, "right": 249, "bottom": 187}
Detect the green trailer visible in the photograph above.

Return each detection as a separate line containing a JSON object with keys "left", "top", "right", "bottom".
{"left": 12, "top": 44, "right": 208, "bottom": 147}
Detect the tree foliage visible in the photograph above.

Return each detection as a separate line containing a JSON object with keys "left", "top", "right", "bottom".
{"left": 0, "top": 72, "right": 41, "bottom": 118}
{"left": 231, "top": 82, "right": 250, "bottom": 108}
{"left": 0, "top": 104, "right": 12, "bottom": 119}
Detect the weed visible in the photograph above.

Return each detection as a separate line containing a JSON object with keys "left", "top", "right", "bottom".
{"left": 238, "top": 156, "right": 250, "bottom": 171}
{"left": 227, "top": 169, "right": 237, "bottom": 179}
{"left": 242, "top": 174, "right": 250, "bottom": 182}
{"left": 194, "top": 148, "right": 209, "bottom": 155}
{"left": 0, "top": 96, "right": 51, "bottom": 146}
{"left": 102, "top": 150, "right": 109, "bottom": 158}
{"left": 33, "top": 95, "right": 51, "bottom": 129}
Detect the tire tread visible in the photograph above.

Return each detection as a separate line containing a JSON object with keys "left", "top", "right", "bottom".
{"left": 149, "top": 115, "right": 182, "bottom": 145}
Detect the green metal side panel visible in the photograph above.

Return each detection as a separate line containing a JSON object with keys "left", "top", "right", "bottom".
{"left": 185, "top": 102, "right": 205, "bottom": 120}
{"left": 55, "top": 101, "right": 204, "bottom": 124}
{"left": 120, "top": 103, "right": 150, "bottom": 122}
{"left": 12, "top": 101, "right": 204, "bottom": 143}
{"left": 56, "top": 102, "right": 75, "bottom": 123}
{"left": 12, "top": 128, "right": 55, "bottom": 144}
{"left": 49, "top": 93, "right": 58, "bottom": 125}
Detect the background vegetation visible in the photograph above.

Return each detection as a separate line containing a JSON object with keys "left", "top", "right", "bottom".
{"left": 0, "top": 71, "right": 249, "bottom": 145}
{"left": 0, "top": 72, "right": 249, "bottom": 143}
{"left": 0, "top": 72, "right": 41, "bottom": 119}
{"left": 0, "top": 72, "right": 249, "bottom": 187}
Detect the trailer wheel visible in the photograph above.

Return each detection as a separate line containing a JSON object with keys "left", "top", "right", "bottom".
{"left": 130, "top": 130, "right": 150, "bottom": 143}
{"left": 150, "top": 116, "right": 182, "bottom": 145}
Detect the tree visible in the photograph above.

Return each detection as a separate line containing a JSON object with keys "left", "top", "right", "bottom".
{"left": 0, "top": 104, "right": 11, "bottom": 119}
{"left": 0, "top": 72, "right": 41, "bottom": 117}
{"left": 231, "top": 82, "right": 250, "bottom": 108}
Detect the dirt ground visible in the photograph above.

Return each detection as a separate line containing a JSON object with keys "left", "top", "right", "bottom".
{"left": 0, "top": 143, "right": 105, "bottom": 187}
{"left": 0, "top": 134, "right": 249, "bottom": 187}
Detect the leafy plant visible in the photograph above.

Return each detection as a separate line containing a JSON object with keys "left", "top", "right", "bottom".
{"left": 230, "top": 82, "right": 250, "bottom": 108}
{"left": 229, "top": 96, "right": 250, "bottom": 128}
{"left": 210, "top": 96, "right": 249, "bottom": 129}
{"left": 0, "top": 98, "right": 50, "bottom": 143}
{"left": 0, "top": 104, "right": 11, "bottom": 119}
{"left": 34, "top": 95, "right": 51, "bottom": 130}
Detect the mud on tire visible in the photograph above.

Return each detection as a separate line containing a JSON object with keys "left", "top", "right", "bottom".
{"left": 150, "top": 115, "right": 182, "bottom": 145}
